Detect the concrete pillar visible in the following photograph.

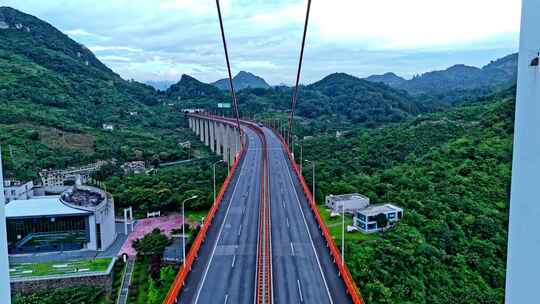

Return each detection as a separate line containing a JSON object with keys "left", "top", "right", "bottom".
{"left": 505, "top": 1, "right": 540, "bottom": 303}
{"left": 204, "top": 120, "right": 210, "bottom": 147}
{"left": 223, "top": 124, "right": 230, "bottom": 163}
{"left": 227, "top": 125, "right": 234, "bottom": 164}
{"left": 217, "top": 122, "right": 224, "bottom": 156}
{"left": 199, "top": 119, "right": 204, "bottom": 142}
{"left": 209, "top": 120, "right": 216, "bottom": 152}
{"left": 188, "top": 117, "right": 192, "bottom": 130}
{"left": 0, "top": 147, "right": 11, "bottom": 302}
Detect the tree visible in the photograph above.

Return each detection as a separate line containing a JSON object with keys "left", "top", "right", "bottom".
{"left": 375, "top": 213, "right": 389, "bottom": 230}
{"left": 132, "top": 228, "right": 171, "bottom": 256}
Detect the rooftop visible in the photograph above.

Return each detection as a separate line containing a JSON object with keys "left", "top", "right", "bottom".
{"left": 6, "top": 196, "right": 90, "bottom": 218}
{"left": 358, "top": 203, "right": 402, "bottom": 216}
{"left": 327, "top": 193, "right": 369, "bottom": 201}
{"left": 60, "top": 186, "right": 106, "bottom": 208}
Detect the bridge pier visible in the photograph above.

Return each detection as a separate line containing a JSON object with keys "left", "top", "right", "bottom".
{"left": 209, "top": 120, "right": 216, "bottom": 153}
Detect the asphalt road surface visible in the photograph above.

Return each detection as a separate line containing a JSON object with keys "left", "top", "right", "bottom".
{"left": 264, "top": 127, "right": 353, "bottom": 304}
{"left": 179, "top": 125, "right": 262, "bottom": 304}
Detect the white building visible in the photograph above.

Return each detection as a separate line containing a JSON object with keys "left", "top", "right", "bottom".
{"left": 5, "top": 185, "right": 116, "bottom": 254}
{"left": 325, "top": 193, "right": 369, "bottom": 214}
{"left": 39, "top": 161, "right": 105, "bottom": 187}
{"left": 354, "top": 203, "right": 403, "bottom": 233}
{"left": 122, "top": 161, "right": 146, "bottom": 175}
{"left": 102, "top": 123, "right": 114, "bottom": 131}
{"left": 3, "top": 180, "right": 34, "bottom": 203}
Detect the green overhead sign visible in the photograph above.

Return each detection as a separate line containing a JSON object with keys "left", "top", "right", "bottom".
{"left": 218, "top": 103, "right": 231, "bottom": 109}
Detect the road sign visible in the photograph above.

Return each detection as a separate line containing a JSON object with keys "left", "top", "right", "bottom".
{"left": 218, "top": 103, "right": 231, "bottom": 109}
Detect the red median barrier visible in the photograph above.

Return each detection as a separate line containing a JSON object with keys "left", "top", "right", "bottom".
{"left": 273, "top": 130, "right": 364, "bottom": 304}
{"left": 163, "top": 115, "right": 246, "bottom": 304}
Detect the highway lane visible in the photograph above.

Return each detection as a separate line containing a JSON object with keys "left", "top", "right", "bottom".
{"left": 264, "top": 127, "right": 353, "bottom": 304}
{"left": 179, "top": 125, "right": 263, "bottom": 304}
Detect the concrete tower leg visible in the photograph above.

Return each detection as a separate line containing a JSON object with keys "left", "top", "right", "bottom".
{"left": 505, "top": 1, "right": 540, "bottom": 303}
{"left": 0, "top": 147, "right": 11, "bottom": 302}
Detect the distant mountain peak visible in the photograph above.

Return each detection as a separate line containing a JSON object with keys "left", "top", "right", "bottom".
{"left": 167, "top": 74, "right": 222, "bottom": 99}
{"left": 212, "top": 71, "right": 270, "bottom": 90}
{"left": 365, "top": 72, "right": 406, "bottom": 87}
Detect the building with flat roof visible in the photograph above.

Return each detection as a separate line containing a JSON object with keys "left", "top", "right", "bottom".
{"left": 5, "top": 185, "right": 116, "bottom": 254}
{"left": 354, "top": 203, "right": 403, "bottom": 233}
{"left": 38, "top": 161, "right": 106, "bottom": 187}
{"left": 325, "top": 193, "right": 369, "bottom": 213}
{"left": 3, "top": 180, "right": 34, "bottom": 203}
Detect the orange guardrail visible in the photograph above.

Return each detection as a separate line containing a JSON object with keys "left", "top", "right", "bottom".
{"left": 273, "top": 129, "right": 364, "bottom": 304}
{"left": 163, "top": 115, "right": 246, "bottom": 304}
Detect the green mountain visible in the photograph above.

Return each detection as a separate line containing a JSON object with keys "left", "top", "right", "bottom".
{"left": 303, "top": 73, "right": 428, "bottom": 124}
{"left": 301, "top": 86, "right": 515, "bottom": 303}
{"left": 366, "top": 53, "right": 518, "bottom": 103}
{"left": 212, "top": 71, "right": 271, "bottom": 90}
{"left": 167, "top": 74, "right": 223, "bottom": 100}
{"left": 365, "top": 72, "right": 406, "bottom": 87}
{"left": 0, "top": 7, "right": 196, "bottom": 179}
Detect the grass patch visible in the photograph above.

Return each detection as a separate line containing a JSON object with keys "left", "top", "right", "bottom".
{"left": 316, "top": 206, "right": 378, "bottom": 242}
{"left": 184, "top": 209, "right": 209, "bottom": 223}
{"left": 10, "top": 258, "right": 113, "bottom": 278}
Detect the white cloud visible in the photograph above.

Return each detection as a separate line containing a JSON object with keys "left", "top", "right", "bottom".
{"left": 89, "top": 45, "right": 143, "bottom": 53}
{"left": 311, "top": 0, "right": 521, "bottom": 50}
{"left": 98, "top": 55, "right": 132, "bottom": 62}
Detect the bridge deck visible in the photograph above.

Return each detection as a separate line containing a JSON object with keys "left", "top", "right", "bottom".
{"left": 179, "top": 126, "right": 262, "bottom": 304}
{"left": 265, "top": 128, "right": 352, "bottom": 304}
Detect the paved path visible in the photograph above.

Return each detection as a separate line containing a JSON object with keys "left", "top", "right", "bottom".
{"left": 117, "top": 258, "right": 135, "bottom": 304}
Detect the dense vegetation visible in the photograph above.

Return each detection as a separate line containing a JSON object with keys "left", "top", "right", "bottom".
{"left": 0, "top": 7, "right": 202, "bottom": 180}
{"left": 366, "top": 54, "right": 517, "bottom": 104}
{"left": 298, "top": 88, "right": 515, "bottom": 303}
{"left": 13, "top": 286, "right": 105, "bottom": 304}
{"left": 103, "top": 159, "right": 227, "bottom": 214}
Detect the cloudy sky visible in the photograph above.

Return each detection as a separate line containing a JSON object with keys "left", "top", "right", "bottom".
{"left": 2, "top": 0, "right": 522, "bottom": 85}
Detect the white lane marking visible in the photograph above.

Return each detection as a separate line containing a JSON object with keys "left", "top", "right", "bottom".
{"left": 282, "top": 200, "right": 285, "bottom": 209}
{"left": 224, "top": 294, "right": 229, "bottom": 304}
{"left": 290, "top": 242, "right": 295, "bottom": 256}
{"left": 280, "top": 136, "right": 334, "bottom": 304}
{"left": 238, "top": 224, "right": 243, "bottom": 236}
{"left": 286, "top": 217, "right": 290, "bottom": 228}
{"left": 297, "top": 280, "right": 304, "bottom": 303}
{"left": 194, "top": 132, "right": 254, "bottom": 304}
{"left": 231, "top": 255, "right": 236, "bottom": 268}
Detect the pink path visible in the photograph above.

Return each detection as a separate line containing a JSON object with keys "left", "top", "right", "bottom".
{"left": 119, "top": 214, "right": 184, "bottom": 257}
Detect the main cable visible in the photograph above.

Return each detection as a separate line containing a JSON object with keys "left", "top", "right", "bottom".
{"left": 216, "top": 0, "right": 242, "bottom": 146}
{"left": 287, "top": 0, "right": 312, "bottom": 148}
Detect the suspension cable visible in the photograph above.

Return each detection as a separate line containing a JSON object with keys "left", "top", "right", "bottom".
{"left": 287, "top": 0, "right": 312, "bottom": 148}
{"left": 216, "top": 0, "right": 242, "bottom": 143}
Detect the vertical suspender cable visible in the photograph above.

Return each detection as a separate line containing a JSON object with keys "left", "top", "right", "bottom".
{"left": 216, "top": 0, "right": 243, "bottom": 147}
{"left": 288, "top": 0, "right": 312, "bottom": 148}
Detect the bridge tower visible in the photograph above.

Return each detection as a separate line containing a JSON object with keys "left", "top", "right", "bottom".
{"left": 0, "top": 147, "right": 11, "bottom": 303}
{"left": 505, "top": 1, "right": 540, "bottom": 303}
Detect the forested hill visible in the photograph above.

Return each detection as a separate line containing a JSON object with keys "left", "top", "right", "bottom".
{"left": 301, "top": 86, "right": 515, "bottom": 303}
{"left": 167, "top": 72, "right": 431, "bottom": 126}
{"left": 305, "top": 73, "right": 427, "bottom": 123}
{"left": 212, "top": 71, "right": 271, "bottom": 90}
{"left": 365, "top": 53, "right": 517, "bottom": 104}
{"left": 0, "top": 7, "right": 195, "bottom": 180}
{"left": 0, "top": 6, "right": 160, "bottom": 128}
